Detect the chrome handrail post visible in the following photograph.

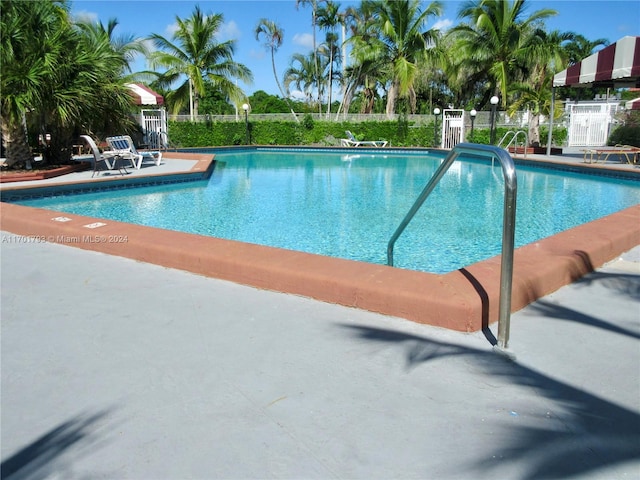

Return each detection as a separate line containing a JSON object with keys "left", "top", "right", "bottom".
{"left": 387, "top": 143, "right": 517, "bottom": 350}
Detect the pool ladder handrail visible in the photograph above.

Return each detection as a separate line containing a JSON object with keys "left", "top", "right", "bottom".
{"left": 386, "top": 143, "right": 517, "bottom": 350}
{"left": 497, "top": 130, "right": 528, "bottom": 158}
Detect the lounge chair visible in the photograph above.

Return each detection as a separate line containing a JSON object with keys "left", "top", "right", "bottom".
{"left": 581, "top": 144, "right": 640, "bottom": 164}
{"left": 340, "top": 130, "right": 388, "bottom": 148}
{"left": 79, "top": 135, "right": 129, "bottom": 177}
{"left": 106, "top": 135, "right": 162, "bottom": 169}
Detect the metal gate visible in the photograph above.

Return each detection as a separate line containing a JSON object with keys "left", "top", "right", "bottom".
{"left": 567, "top": 103, "right": 613, "bottom": 147}
{"left": 441, "top": 109, "right": 465, "bottom": 149}
{"left": 140, "top": 109, "right": 168, "bottom": 149}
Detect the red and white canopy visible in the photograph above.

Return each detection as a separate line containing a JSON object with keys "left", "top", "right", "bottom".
{"left": 626, "top": 96, "right": 640, "bottom": 110}
{"left": 126, "top": 83, "right": 164, "bottom": 105}
{"left": 553, "top": 36, "right": 640, "bottom": 88}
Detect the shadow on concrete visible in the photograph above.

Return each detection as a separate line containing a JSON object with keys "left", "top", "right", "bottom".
{"left": 573, "top": 270, "right": 640, "bottom": 300}
{"left": 528, "top": 299, "right": 640, "bottom": 340}
{"left": 526, "top": 269, "right": 640, "bottom": 340}
{"left": 1, "top": 409, "right": 112, "bottom": 480}
{"left": 340, "top": 324, "right": 640, "bottom": 479}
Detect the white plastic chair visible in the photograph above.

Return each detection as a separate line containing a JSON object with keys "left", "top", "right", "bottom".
{"left": 80, "top": 135, "right": 128, "bottom": 177}
{"left": 106, "top": 135, "right": 162, "bottom": 169}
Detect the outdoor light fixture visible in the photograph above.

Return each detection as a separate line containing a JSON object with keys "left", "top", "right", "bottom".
{"left": 242, "top": 103, "right": 249, "bottom": 145}
{"left": 433, "top": 107, "right": 441, "bottom": 148}
{"left": 469, "top": 109, "right": 477, "bottom": 142}
{"left": 489, "top": 96, "right": 499, "bottom": 145}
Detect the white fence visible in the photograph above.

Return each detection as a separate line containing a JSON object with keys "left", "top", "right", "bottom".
{"left": 139, "top": 109, "right": 168, "bottom": 149}
{"left": 441, "top": 109, "right": 465, "bottom": 149}
{"left": 566, "top": 103, "right": 619, "bottom": 147}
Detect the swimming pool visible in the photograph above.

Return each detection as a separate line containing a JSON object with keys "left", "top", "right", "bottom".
{"left": 11, "top": 149, "right": 640, "bottom": 274}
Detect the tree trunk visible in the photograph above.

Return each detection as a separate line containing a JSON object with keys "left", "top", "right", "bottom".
{"left": 272, "top": 50, "right": 299, "bottom": 123}
{"left": 1, "top": 114, "right": 33, "bottom": 169}
{"left": 326, "top": 51, "right": 333, "bottom": 118}
{"left": 528, "top": 112, "right": 541, "bottom": 146}
{"left": 362, "top": 87, "right": 375, "bottom": 114}
{"left": 386, "top": 82, "right": 398, "bottom": 118}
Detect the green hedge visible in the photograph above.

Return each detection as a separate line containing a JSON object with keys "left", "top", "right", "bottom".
{"left": 608, "top": 125, "right": 640, "bottom": 147}
{"left": 168, "top": 120, "right": 568, "bottom": 148}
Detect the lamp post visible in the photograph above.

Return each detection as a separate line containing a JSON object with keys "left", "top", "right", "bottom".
{"left": 242, "top": 103, "right": 249, "bottom": 145}
{"left": 433, "top": 107, "right": 441, "bottom": 148}
{"left": 489, "top": 95, "right": 499, "bottom": 144}
{"left": 469, "top": 109, "right": 477, "bottom": 142}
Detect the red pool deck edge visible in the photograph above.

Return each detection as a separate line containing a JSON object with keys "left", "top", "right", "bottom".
{"left": 1, "top": 152, "right": 639, "bottom": 332}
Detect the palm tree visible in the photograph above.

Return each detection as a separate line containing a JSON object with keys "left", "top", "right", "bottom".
{"left": 450, "top": 0, "right": 557, "bottom": 108}
{"left": 564, "top": 34, "right": 609, "bottom": 65}
{"left": 512, "top": 28, "right": 574, "bottom": 145}
{"left": 74, "top": 18, "right": 148, "bottom": 138}
{"left": 147, "top": 6, "right": 253, "bottom": 120}
{"left": 337, "top": 1, "right": 387, "bottom": 115}
{"left": 363, "top": 0, "right": 444, "bottom": 116}
{"left": 1, "top": 0, "right": 137, "bottom": 167}
{"left": 254, "top": 18, "right": 298, "bottom": 121}
{"left": 316, "top": 1, "right": 341, "bottom": 117}
{"left": 0, "top": 0, "right": 60, "bottom": 167}
{"left": 76, "top": 18, "right": 147, "bottom": 76}
{"left": 284, "top": 52, "right": 320, "bottom": 108}
{"left": 295, "top": 0, "right": 321, "bottom": 113}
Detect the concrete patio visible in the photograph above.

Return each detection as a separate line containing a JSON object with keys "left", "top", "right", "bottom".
{"left": 1, "top": 232, "right": 638, "bottom": 479}
{"left": 1, "top": 146, "right": 639, "bottom": 478}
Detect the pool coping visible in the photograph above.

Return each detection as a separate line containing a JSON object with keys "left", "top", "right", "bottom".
{"left": 1, "top": 150, "right": 639, "bottom": 332}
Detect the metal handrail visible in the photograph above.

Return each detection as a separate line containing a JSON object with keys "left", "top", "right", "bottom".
{"left": 498, "top": 130, "right": 528, "bottom": 158}
{"left": 386, "top": 143, "right": 517, "bottom": 350}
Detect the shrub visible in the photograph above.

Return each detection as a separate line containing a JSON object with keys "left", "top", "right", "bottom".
{"left": 609, "top": 125, "right": 640, "bottom": 147}
{"left": 167, "top": 120, "right": 569, "bottom": 149}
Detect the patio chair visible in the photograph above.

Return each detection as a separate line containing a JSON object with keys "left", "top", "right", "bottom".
{"left": 106, "top": 135, "right": 162, "bottom": 169}
{"left": 340, "top": 130, "right": 388, "bottom": 148}
{"left": 79, "top": 135, "right": 129, "bottom": 177}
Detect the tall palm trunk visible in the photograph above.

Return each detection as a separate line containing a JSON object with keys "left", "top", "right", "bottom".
{"left": 270, "top": 50, "right": 299, "bottom": 122}
{"left": 326, "top": 50, "right": 333, "bottom": 118}
{"left": 189, "top": 79, "right": 195, "bottom": 121}
{"left": 528, "top": 110, "right": 541, "bottom": 146}
{"left": 312, "top": 8, "right": 321, "bottom": 115}
{"left": 386, "top": 81, "right": 399, "bottom": 117}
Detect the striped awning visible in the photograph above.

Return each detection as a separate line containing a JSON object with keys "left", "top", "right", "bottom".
{"left": 126, "top": 83, "right": 164, "bottom": 105}
{"left": 626, "top": 96, "right": 640, "bottom": 110}
{"left": 553, "top": 36, "right": 640, "bottom": 88}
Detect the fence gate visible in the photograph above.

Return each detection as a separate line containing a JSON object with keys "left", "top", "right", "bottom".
{"left": 140, "top": 109, "right": 168, "bottom": 149}
{"left": 567, "top": 103, "right": 613, "bottom": 147}
{"left": 441, "top": 109, "right": 465, "bottom": 149}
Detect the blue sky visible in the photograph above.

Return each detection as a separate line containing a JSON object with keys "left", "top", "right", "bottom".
{"left": 71, "top": 0, "right": 640, "bottom": 99}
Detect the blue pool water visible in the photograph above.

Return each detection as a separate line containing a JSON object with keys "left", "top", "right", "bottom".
{"left": 12, "top": 149, "right": 640, "bottom": 273}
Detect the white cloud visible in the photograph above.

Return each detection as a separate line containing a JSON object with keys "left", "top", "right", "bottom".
{"left": 165, "top": 22, "right": 179, "bottom": 38}
{"left": 219, "top": 20, "right": 241, "bottom": 41}
{"left": 73, "top": 10, "right": 98, "bottom": 23}
{"left": 289, "top": 90, "right": 307, "bottom": 100}
{"left": 293, "top": 33, "right": 314, "bottom": 49}
{"left": 433, "top": 18, "right": 453, "bottom": 32}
